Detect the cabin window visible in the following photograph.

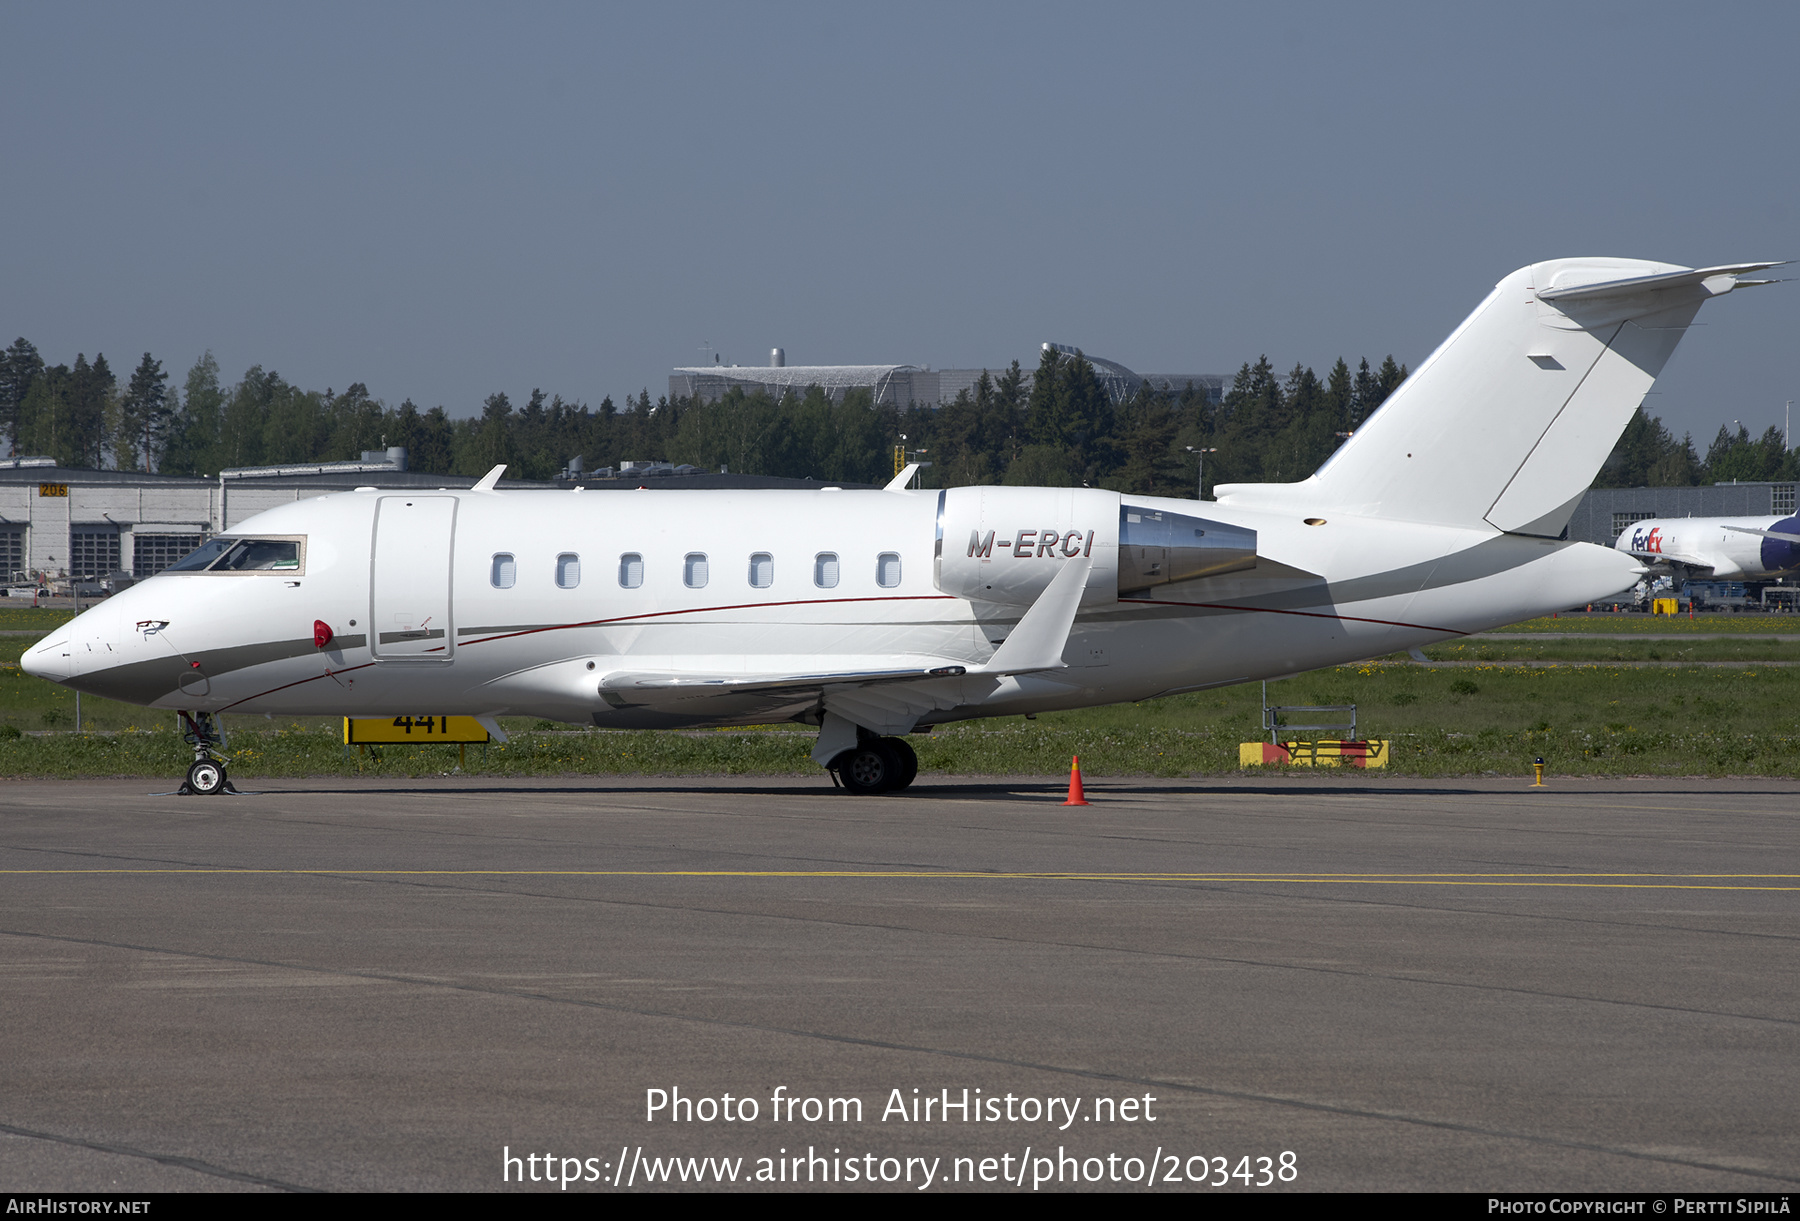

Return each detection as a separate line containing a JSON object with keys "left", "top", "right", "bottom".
{"left": 876, "top": 552, "right": 901, "bottom": 588}
{"left": 618, "top": 553, "right": 643, "bottom": 589}
{"left": 749, "top": 552, "right": 774, "bottom": 589}
{"left": 490, "top": 553, "right": 516, "bottom": 589}
{"left": 684, "top": 552, "right": 709, "bottom": 588}
{"left": 814, "top": 552, "right": 840, "bottom": 589}
{"left": 555, "top": 553, "right": 581, "bottom": 589}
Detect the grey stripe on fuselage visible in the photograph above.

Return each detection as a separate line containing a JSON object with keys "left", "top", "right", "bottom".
{"left": 61, "top": 634, "right": 367, "bottom": 704}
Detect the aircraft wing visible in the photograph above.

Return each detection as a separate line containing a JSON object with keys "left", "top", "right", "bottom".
{"left": 598, "top": 558, "right": 1096, "bottom": 733}
{"left": 1624, "top": 557, "right": 1714, "bottom": 573}
{"left": 1617, "top": 544, "right": 1713, "bottom": 569}
{"left": 596, "top": 660, "right": 995, "bottom": 736}
{"left": 598, "top": 662, "right": 971, "bottom": 705}
{"left": 600, "top": 556, "right": 1092, "bottom": 703}
{"left": 1724, "top": 525, "right": 1800, "bottom": 544}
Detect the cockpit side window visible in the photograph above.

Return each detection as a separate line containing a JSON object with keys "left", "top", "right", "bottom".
{"left": 158, "top": 536, "right": 306, "bottom": 576}
{"left": 212, "top": 539, "right": 303, "bottom": 571}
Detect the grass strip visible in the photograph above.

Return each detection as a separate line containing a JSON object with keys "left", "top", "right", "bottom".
{"left": 4, "top": 662, "right": 1796, "bottom": 779}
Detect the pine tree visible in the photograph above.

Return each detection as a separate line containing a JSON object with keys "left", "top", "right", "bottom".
{"left": 1324, "top": 358, "right": 1352, "bottom": 432}
{"left": 160, "top": 353, "right": 223, "bottom": 475}
{"left": 59, "top": 353, "right": 116, "bottom": 468}
{"left": 0, "top": 338, "right": 45, "bottom": 456}
{"left": 118, "top": 353, "right": 170, "bottom": 472}
{"left": 1349, "top": 357, "right": 1378, "bottom": 430}
{"left": 1375, "top": 355, "right": 1407, "bottom": 402}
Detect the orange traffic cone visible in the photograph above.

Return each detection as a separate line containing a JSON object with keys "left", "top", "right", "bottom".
{"left": 1062, "top": 755, "right": 1090, "bottom": 806}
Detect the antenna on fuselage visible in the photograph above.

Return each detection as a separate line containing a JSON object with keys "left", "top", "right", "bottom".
{"left": 472, "top": 464, "right": 508, "bottom": 492}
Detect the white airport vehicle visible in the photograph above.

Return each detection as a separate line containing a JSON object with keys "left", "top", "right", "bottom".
{"left": 1614, "top": 514, "right": 1800, "bottom": 580}
{"left": 21, "top": 257, "right": 1780, "bottom": 795}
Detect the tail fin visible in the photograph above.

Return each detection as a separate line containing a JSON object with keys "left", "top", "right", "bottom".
{"left": 1214, "top": 258, "right": 1781, "bottom": 535}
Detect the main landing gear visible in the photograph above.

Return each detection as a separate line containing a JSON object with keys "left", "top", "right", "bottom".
{"left": 178, "top": 711, "right": 236, "bottom": 796}
{"left": 828, "top": 735, "right": 919, "bottom": 796}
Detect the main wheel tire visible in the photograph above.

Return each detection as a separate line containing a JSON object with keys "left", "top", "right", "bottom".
{"left": 186, "top": 759, "right": 225, "bottom": 796}
{"left": 834, "top": 743, "right": 900, "bottom": 795}
{"left": 884, "top": 737, "right": 919, "bottom": 789}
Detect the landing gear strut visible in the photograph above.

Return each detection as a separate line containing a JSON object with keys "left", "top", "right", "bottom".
{"left": 178, "top": 711, "right": 235, "bottom": 795}
{"left": 828, "top": 733, "right": 919, "bottom": 796}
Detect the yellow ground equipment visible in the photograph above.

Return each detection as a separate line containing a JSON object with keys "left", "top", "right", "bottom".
{"left": 1240, "top": 739, "right": 1389, "bottom": 768}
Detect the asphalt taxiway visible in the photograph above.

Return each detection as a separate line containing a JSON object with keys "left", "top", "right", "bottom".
{"left": 2, "top": 774, "right": 1798, "bottom": 1192}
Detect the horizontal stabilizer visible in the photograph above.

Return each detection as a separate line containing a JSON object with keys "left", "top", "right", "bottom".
{"left": 1536, "top": 262, "right": 1784, "bottom": 303}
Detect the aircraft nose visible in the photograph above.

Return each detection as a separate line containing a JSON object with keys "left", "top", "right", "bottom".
{"left": 20, "top": 635, "right": 73, "bottom": 682}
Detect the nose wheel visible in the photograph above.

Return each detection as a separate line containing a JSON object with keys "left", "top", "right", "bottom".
{"left": 177, "top": 711, "right": 237, "bottom": 796}
{"left": 185, "top": 759, "right": 226, "bottom": 795}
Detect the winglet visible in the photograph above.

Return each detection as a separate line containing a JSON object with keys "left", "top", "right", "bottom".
{"left": 472, "top": 464, "right": 508, "bottom": 492}
{"left": 981, "top": 557, "right": 1091, "bottom": 675}
{"left": 884, "top": 463, "right": 920, "bottom": 492}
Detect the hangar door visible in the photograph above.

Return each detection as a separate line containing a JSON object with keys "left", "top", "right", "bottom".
{"left": 371, "top": 496, "right": 457, "bottom": 661}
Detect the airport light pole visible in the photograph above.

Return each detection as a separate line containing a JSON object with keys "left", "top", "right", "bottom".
{"left": 896, "top": 435, "right": 931, "bottom": 488}
{"left": 1185, "top": 446, "right": 1216, "bottom": 501}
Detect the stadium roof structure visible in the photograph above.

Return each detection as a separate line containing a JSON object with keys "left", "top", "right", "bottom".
{"left": 673, "top": 364, "right": 924, "bottom": 397}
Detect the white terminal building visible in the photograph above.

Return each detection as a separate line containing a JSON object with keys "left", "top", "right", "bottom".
{"left": 671, "top": 345, "right": 1226, "bottom": 408}
{"left": 0, "top": 448, "right": 485, "bottom": 587}
{"left": 0, "top": 449, "right": 860, "bottom": 590}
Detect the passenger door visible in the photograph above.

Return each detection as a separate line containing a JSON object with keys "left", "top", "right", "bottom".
{"left": 371, "top": 496, "right": 457, "bottom": 661}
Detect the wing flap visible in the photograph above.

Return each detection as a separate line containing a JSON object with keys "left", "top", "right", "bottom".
{"left": 598, "top": 662, "right": 968, "bottom": 706}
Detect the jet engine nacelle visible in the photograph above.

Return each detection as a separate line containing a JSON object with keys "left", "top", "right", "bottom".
{"left": 935, "top": 486, "right": 1121, "bottom": 606}
{"left": 933, "top": 487, "right": 1258, "bottom": 606}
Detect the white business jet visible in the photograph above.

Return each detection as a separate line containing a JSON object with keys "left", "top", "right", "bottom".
{"left": 22, "top": 257, "right": 1780, "bottom": 795}
{"left": 1614, "top": 514, "right": 1800, "bottom": 580}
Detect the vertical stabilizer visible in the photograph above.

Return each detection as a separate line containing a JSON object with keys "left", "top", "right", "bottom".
{"left": 1215, "top": 259, "right": 1780, "bottom": 535}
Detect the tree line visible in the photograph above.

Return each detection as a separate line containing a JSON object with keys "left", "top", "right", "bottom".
{"left": 2, "top": 336, "right": 1792, "bottom": 492}
{"left": 1593, "top": 406, "right": 1799, "bottom": 487}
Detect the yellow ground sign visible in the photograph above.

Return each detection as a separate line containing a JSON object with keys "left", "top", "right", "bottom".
{"left": 343, "top": 715, "right": 491, "bottom": 745}
{"left": 1651, "top": 598, "right": 1680, "bottom": 615}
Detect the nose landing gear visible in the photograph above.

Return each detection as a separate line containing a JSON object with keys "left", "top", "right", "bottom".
{"left": 178, "top": 711, "right": 237, "bottom": 796}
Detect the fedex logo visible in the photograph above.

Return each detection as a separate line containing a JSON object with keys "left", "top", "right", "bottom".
{"left": 969, "top": 529, "right": 1096, "bottom": 560}
{"left": 1630, "top": 526, "right": 1663, "bottom": 554}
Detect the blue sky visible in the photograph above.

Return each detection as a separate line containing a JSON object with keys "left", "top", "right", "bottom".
{"left": 5, "top": 2, "right": 1796, "bottom": 445}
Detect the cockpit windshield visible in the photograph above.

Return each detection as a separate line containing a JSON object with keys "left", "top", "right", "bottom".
{"left": 156, "top": 536, "right": 306, "bottom": 576}
{"left": 163, "top": 538, "right": 235, "bottom": 573}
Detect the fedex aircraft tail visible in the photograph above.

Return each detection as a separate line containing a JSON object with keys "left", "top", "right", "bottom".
{"left": 1214, "top": 258, "right": 1781, "bottom": 536}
